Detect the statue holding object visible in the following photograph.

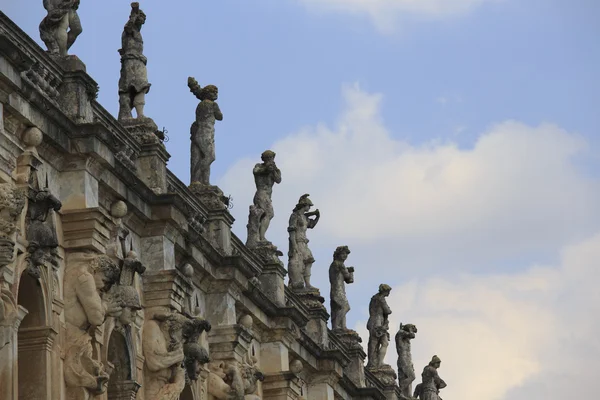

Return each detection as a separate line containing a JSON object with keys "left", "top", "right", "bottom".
{"left": 415, "top": 355, "right": 447, "bottom": 400}
{"left": 396, "top": 323, "right": 418, "bottom": 399}
{"left": 288, "top": 194, "right": 320, "bottom": 290}
{"left": 366, "top": 284, "right": 392, "bottom": 370}
{"left": 329, "top": 246, "right": 354, "bottom": 331}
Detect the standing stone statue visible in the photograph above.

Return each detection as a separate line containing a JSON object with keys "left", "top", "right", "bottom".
{"left": 366, "top": 284, "right": 392, "bottom": 370}
{"left": 329, "top": 246, "right": 354, "bottom": 331}
{"left": 188, "top": 77, "right": 223, "bottom": 186}
{"left": 118, "top": 2, "right": 150, "bottom": 121}
{"left": 246, "top": 150, "right": 281, "bottom": 248}
{"left": 396, "top": 323, "right": 418, "bottom": 399}
{"left": 288, "top": 194, "right": 320, "bottom": 290}
{"left": 417, "top": 356, "right": 447, "bottom": 400}
{"left": 39, "top": 0, "right": 83, "bottom": 57}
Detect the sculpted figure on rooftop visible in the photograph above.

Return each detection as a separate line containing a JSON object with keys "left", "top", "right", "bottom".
{"left": 188, "top": 77, "right": 223, "bottom": 186}
{"left": 288, "top": 194, "right": 320, "bottom": 290}
{"left": 366, "top": 284, "right": 393, "bottom": 370}
{"left": 417, "top": 355, "right": 447, "bottom": 400}
{"left": 118, "top": 2, "right": 151, "bottom": 121}
{"left": 40, "top": 0, "right": 83, "bottom": 57}
{"left": 246, "top": 150, "right": 281, "bottom": 248}
{"left": 329, "top": 246, "right": 354, "bottom": 331}
{"left": 396, "top": 323, "right": 418, "bottom": 398}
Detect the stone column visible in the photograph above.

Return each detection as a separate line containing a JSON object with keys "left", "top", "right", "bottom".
{"left": 135, "top": 138, "right": 170, "bottom": 195}
{"left": 17, "top": 326, "right": 58, "bottom": 400}
{"left": 0, "top": 306, "right": 27, "bottom": 400}
{"left": 259, "top": 261, "right": 287, "bottom": 306}
{"left": 296, "top": 289, "right": 329, "bottom": 347}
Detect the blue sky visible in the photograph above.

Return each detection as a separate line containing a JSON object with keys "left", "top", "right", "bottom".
{"left": 4, "top": 1, "right": 600, "bottom": 398}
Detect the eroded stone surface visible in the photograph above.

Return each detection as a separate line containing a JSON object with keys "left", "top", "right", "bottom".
{"left": 414, "top": 356, "right": 446, "bottom": 400}
{"left": 287, "top": 194, "right": 320, "bottom": 291}
{"left": 329, "top": 245, "right": 354, "bottom": 331}
{"left": 396, "top": 323, "right": 418, "bottom": 399}
{"left": 40, "top": 0, "right": 83, "bottom": 57}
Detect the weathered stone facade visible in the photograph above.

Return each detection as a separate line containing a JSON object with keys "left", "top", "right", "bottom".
{"left": 0, "top": 5, "right": 443, "bottom": 400}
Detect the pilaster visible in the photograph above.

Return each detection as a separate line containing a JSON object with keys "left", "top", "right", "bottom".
{"left": 57, "top": 56, "right": 97, "bottom": 124}
{"left": 142, "top": 269, "right": 193, "bottom": 313}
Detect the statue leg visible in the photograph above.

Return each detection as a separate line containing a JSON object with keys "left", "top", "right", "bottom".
{"left": 56, "top": 14, "right": 70, "bottom": 57}
{"left": 118, "top": 92, "right": 132, "bottom": 120}
{"left": 258, "top": 201, "right": 273, "bottom": 242}
{"left": 378, "top": 335, "right": 389, "bottom": 368}
{"left": 303, "top": 260, "right": 313, "bottom": 289}
{"left": 133, "top": 92, "right": 146, "bottom": 118}
{"left": 366, "top": 333, "right": 377, "bottom": 368}
{"left": 67, "top": 10, "right": 82, "bottom": 50}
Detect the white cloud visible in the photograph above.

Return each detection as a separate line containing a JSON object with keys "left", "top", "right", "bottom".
{"left": 221, "top": 83, "right": 600, "bottom": 274}
{"left": 219, "top": 83, "right": 600, "bottom": 399}
{"left": 354, "top": 232, "right": 600, "bottom": 400}
{"left": 296, "top": 0, "right": 499, "bottom": 32}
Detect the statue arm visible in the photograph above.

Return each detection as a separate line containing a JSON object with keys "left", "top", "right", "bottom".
{"left": 307, "top": 213, "right": 320, "bottom": 228}
{"left": 273, "top": 167, "right": 282, "bottom": 184}
{"left": 253, "top": 164, "right": 267, "bottom": 176}
{"left": 341, "top": 265, "right": 353, "bottom": 283}
{"left": 143, "top": 322, "right": 185, "bottom": 372}
{"left": 75, "top": 274, "right": 105, "bottom": 327}
{"left": 434, "top": 371, "right": 447, "bottom": 389}
{"left": 383, "top": 300, "right": 392, "bottom": 316}
{"left": 214, "top": 103, "right": 223, "bottom": 121}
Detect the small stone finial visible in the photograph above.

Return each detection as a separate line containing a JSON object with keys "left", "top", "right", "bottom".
{"left": 238, "top": 314, "right": 253, "bottom": 329}
{"left": 288, "top": 194, "right": 320, "bottom": 291}
{"left": 182, "top": 263, "right": 194, "bottom": 278}
{"left": 40, "top": 0, "right": 83, "bottom": 57}
{"left": 246, "top": 150, "right": 281, "bottom": 248}
{"left": 22, "top": 126, "right": 43, "bottom": 151}
{"left": 188, "top": 77, "right": 223, "bottom": 187}
{"left": 118, "top": 2, "right": 150, "bottom": 121}
{"left": 110, "top": 200, "right": 128, "bottom": 219}
{"left": 289, "top": 359, "right": 303, "bottom": 375}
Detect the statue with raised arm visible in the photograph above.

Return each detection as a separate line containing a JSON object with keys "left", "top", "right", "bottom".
{"left": 329, "top": 246, "right": 354, "bottom": 331}
{"left": 366, "top": 284, "right": 392, "bottom": 370}
{"left": 288, "top": 194, "right": 320, "bottom": 290}
{"left": 143, "top": 311, "right": 188, "bottom": 400}
{"left": 246, "top": 150, "right": 281, "bottom": 248}
{"left": 396, "top": 323, "right": 418, "bottom": 398}
{"left": 419, "top": 356, "right": 447, "bottom": 400}
{"left": 39, "top": 0, "right": 83, "bottom": 57}
{"left": 63, "top": 251, "right": 120, "bottom": 397}
{"left": 118, "top": 2, "right": 151, "bottom": 121}
{"left": 188, "top": 77, "right": 223, "bottom": 186}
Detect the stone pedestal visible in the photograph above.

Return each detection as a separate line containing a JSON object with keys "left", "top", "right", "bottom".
{"left": 57, "top": 56, "right": 97, "bottom": 124}
{"left": 296, "top": 288, "right": 329, "bottom": 347}
{"left": 124, "top": 118, "right": 169, "bottom": 195}
{"left": 190, "top": 183, "right": 234, "bottom": 255}
{"left": 258, "top": 260, "right": 287, "bottom": 306}
{"left": 333, "top": 329, "right": 366, "bottom": 387}
{"left": 107, "top": 380, "right": 141, "bottom": 400}
{"left": 262, "top": 372, "right": 303, "bottom": 400}
{"left": 369, "top": 365, "right": 399, "bottom": 400}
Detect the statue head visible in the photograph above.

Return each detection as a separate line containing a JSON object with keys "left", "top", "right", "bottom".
{"left": 108, "top": 285, "right": 142, "bottom": 325}
{"left": 188, "top": 77, "right": 218, "bottom": 101}
{"left": 261, "top": 150, "right": 276, "bottom": 163}
{"left": 182, "top": 317, "right": 212, "bottom": 344}
{"left": 378, "top": 283, "right": 392, "bottom": 296}
{"left": 183, "top": 342, "right": 210, "bottom": 381}
{"left": 333, "top": 245, "right": 351, "bottom": 261}
{"left": 91, "top": 255, "right": 121, "bottom": 294}
{"left": 429, "top": 355, "right": 441, "bottom": 368}
{"left": 400, "top": 323, "right": 417, "bottom": 334}
{"left": 293, "top": 193, "right": 313, "bottom": 212}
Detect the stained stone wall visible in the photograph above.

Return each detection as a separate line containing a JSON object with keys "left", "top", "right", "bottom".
{"left": 0, "top": 10, "right": 402, "bottom": 400}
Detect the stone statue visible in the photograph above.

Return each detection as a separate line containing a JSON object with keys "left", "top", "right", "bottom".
{"left": 188, "top": 77, "right": 223, "bottom": 186}
{"left": 182, "top": 316, "right": 211, "bottom": 382}
{"left": 240, "top": 354, "right": 265, "bottom": 400}
{"left": 246, "top": 150, "right": 281, "bottom": 248}
{"left": 143, "top": 311, "right": 188, "bottom": 400}
{"left": 287, "top": 194, "right": 320, "bottom": 290}
{"left": 25, "top": 179, "right": 62, "bottom": 278}
{"left": 396, "top": 323, "right": 418, "bottom": 398}
{"left": 329, "top": 246, "right": 354, "bottom": 331}
{"left": 366, "top": 284, "right": 392, "bottom": 370}
{"left": 118, "top": 2, "right": 151, "bottom": 121}
{"left": 417, "top": 356, "right": 447, "bottom": 400}
{"left": 39, "top": 0, "right": 83, "bottom": 57}
{"left": 63, "top": 251, "right": 120, "bottom": 397}
{"left": 207, "top": 361, "right": 245, "bottom": 400}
